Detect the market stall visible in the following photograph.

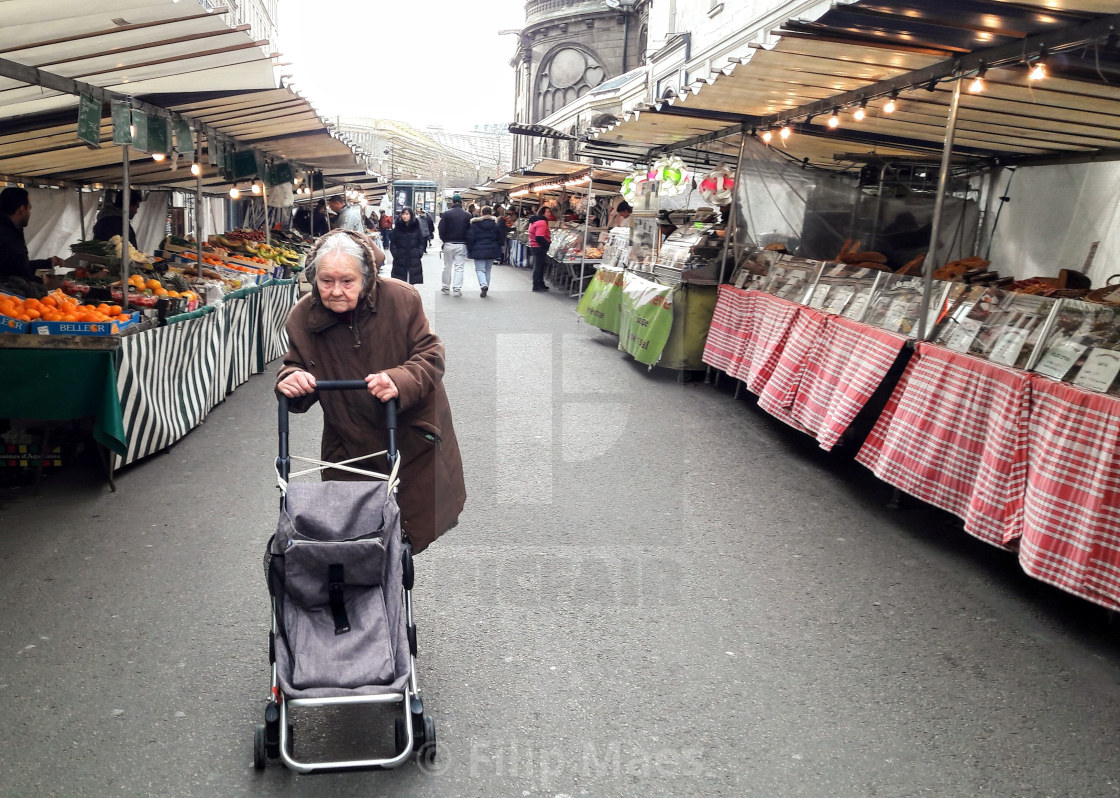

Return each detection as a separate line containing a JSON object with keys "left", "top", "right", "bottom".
{"left": 0, "top": 16, "right": 364, "bottom": 483}
{"left": 575, "top": 0, "right": 1120, "bottom": 612}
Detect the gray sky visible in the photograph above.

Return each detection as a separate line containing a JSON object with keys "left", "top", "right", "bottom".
{"left": 276, "top": 0, "right": 525, "bottom": 129}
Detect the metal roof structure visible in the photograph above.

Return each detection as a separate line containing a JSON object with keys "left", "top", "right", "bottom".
{"left": 0, "top": 2, "right": 371, "bottom": 194}
{"left": 582, "top": 0, "right": 1120, "bottom": 171}
{"left": 475, "top": 158, "right": 630, "bottom": 197}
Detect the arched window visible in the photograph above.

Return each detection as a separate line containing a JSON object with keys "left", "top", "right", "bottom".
{"left": 535, "top": 46, "right": 607, "bottom": 121}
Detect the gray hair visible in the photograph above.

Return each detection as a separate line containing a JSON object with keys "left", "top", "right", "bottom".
{"left": 306, "top": 232, "right": 372, "bottom": 288}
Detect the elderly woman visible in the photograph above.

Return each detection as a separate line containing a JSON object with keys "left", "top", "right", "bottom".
{"left": 276, "top": 229, "right": 465, "bottom": 553}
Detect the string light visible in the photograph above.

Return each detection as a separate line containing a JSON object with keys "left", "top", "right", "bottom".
{"left": 190, "top": 163, "right": 201, "bottom": 176}
{"left": 969, "top": 64, "right": 987, "bottom": 93}
{"left": 779, "top": 125, "right": 791, "bottom": 140}
{"left": 827, "top": 108, "right": 840, "bottom": 128}
{"left": 229, "top": 186, "right": 240, "bottom": 199}
{"left": 883, "top": 92, "right": 898, "bottom": 113}
{"left": 853, "top": 99, "right": 867, "bottom": 121}
{"left": 251, "top": 181, "right": 261, "bottom": 195}
{"left": 151, "top": 152, "right": 165, "bottom": 162}
{"left": 1029, "top": 56, "right": 1047, "bottom": 81}
{"left": 761, "top": 129, "right": 773, "bottom": 143}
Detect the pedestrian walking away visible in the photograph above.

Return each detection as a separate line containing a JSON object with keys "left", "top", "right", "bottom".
{"left": 416, "top": 207, "right": 434, "bottom": 251}
{"left": 389, "top": 206, "right": 426, "bottom": 284}
{"left": 276, "top": 228, "right": 465, "bottom": 552}
{"left": 438, "top": 194, "right": 472, "bottom": 296}
{"left": 528, "top": 204, "right": 553, "bottom": 291}
{"left": 379, "top": 210, "right": 394, "bottom": 249}
{"left": 466, "top": 205, "right": 504, "bottom": 297}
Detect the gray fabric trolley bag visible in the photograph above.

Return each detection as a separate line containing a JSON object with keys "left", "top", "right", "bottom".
{"left": 253, "top": 382, "right": 436, "bottom": 773}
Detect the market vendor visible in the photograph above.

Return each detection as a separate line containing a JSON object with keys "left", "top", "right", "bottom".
{"left": 608, "top": 200, "right": 633, "bottom": 228}
{"left": 0, "top": 187, "right": 64, "bottom": 295}
{"left": 92, "top": 190, "right": 141, "bottom": 248}
{"left": 276, "top": 229, "right": 464, "bottom": 553}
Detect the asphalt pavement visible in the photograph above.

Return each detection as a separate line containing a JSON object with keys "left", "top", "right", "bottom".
{"left": 2, "top": 245, "right": 1120, "bottom": 797}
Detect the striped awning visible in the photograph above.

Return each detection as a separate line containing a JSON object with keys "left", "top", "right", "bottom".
{"left": 0, "top": 2, "right": 371, "bottom": 193}
{"left": 582, "top": 0, "right": 1120, "bottom": 170}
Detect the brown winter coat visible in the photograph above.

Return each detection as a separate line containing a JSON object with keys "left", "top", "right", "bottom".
{"left": 277, "top": 231, "right": 465, "bottom": 552}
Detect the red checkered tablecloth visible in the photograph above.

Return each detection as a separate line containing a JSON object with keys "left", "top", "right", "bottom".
{"left": 1018, "top": 376, "right": 1120, "bottom": 610}
{"left": 788, "top": 317, "right": 909, "bottom": 451}
{"left": 702, "top": 285, "right": 752, "bottom": 374}
{"left": 856, "top": 343, "right": 1031, "bottom": 548}
{"left": 736, "top": 292, "right": 802, "bottom": 395}
{"left": 757, "top": 307, "right": 829, "bottom": 426}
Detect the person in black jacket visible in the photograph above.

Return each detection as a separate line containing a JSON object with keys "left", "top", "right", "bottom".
{"left": 0, "top": 187, "right": 64, "bottom": 296}
{"left": 91, "top": 191, "right": 141, "bottom": 248}
{"left": 437, "top": 194, "right": 472, "bottom": 296}
{"left": 466, "top": 206, "right": 505, "bottom": 298}
{"left": 389, "top": 207, "right": 426, "bottom": 284}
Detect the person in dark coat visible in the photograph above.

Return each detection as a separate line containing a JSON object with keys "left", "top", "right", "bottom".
{"left": 389, "top": 206, "right": 425, "bottom": 284}
{"left": 0, "top": 187, "right": 63, "bottom": 295}
{"left": 277, "top": 229, "right": 465, "bottom": 553}
{"left": 415, "top": 207, "right": 434, "bottom": 251}
{"left": 465, "top": 206, "right": 504, "bottom": 298}
{"left": 92, "top": 191, "right": 141, "bottom": 248}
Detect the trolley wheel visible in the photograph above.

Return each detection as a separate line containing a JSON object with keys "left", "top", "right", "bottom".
{"left": 417, "top": 716, "right": 437, "bottom": 764}
{"left": 253, "top": 724, "right": 267, "bottom": 770}
{"left": 677, "top": 369, "right": 694, "bottom": 384}
{"left": 394, "top": 716, "right": 408, "bottom": 755}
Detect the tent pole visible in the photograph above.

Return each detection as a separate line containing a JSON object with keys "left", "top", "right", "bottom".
{"left": 718, "top": 131, "right": 750, "bottom": 285}
{"left": 196, "top": 153, "right": 205, "bottom": 296}
{"left": 77, "top": 188, "right": 86, "bottom": 240}
{"left": 916, "top": 76, "right": 962, "bottom": 341}
{"left": 120, "top": 145, "right": 131, "bottom": 312}
{"left": 262, "top": 180, "right": 270, "bottom": 248}
{"left": 579, "top": 180, "right": 593, "bottom": 299}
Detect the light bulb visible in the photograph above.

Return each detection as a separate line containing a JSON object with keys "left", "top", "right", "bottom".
{"left": 229, "top": 186, "right": 240, "bottom": 199}
{"left": 853, "top": 105, "right": 866, "bottom": 121}
{"left": 884, "top": 93, "right": 898, "bottom": 113}
{"left": 969, "top": 76, "right": 984, "bottom": 93}
{"left": 827, "top": 109, "right": 840, "bottom": 129}
{"left": 190, "top": 163, "right": 201, "bottom": 176}
{"left": 1029, "top": 61, "right": 1046, "bottom": 81}
{"left": 762, "top": 130, "right": 773, "bottom": 143}
{"left": 779, "top": 125, "right": 791, "bottom": 140}
{"left": 151, "top": 152, "right": 165, "bottom": 162}
{"left": 251, "top": 182, "right": 261, "bottom": 195}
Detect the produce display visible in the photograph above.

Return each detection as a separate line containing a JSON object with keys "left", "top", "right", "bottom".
{"left": 0, "top": 289, "right": 136, "bottom": 335}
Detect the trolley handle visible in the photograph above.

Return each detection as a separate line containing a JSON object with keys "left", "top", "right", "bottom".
{"left": 277, "top": 380, "right": 399, "bottom": 482}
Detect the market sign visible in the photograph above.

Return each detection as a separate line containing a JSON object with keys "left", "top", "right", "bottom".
{"left": 147, "top": 116, "right": 171, "bottom": 156}
{"left": 131, "top": 111, "right": 150, "bottom": 152}
{"left": 576, "top": 265, "right": 624, "bottom": 334}
{"left": 110, "top": 101, "right": 132, "bottom": 146}
{"left": 174, "top": 118, "right": 194, "bottom": 162}
{"left": 617, "top": 272, "right": 674, "bottom": 367}
{"left": 269, "top": 161, "right": 294, "bottom": 186}
{"left": 76, "top": 94, "right": 101, "bottom": 149}
{"left": 231, "top": 149, "right": 260, "bottom": 180}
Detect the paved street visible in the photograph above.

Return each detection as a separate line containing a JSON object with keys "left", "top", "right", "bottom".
{"left": 2, "top": 247, "right": 1120, "bottom": 797}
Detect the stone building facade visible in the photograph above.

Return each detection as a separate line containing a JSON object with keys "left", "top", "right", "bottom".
{"left": 510, "top": 0, "right": 650, "bottom": 166}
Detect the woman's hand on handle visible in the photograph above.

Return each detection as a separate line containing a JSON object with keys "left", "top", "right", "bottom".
{"left": 366, "top": 372, "right": 399, "bottom": 402}
{"left": 278, "top": 370, "right": 317, "bottom": 397}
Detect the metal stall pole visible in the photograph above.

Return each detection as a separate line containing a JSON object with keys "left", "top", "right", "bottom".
{"left": 916, "top": 75, "right": 963, "bottom": 341}
{"left": 77, "top": 188, "right": 87, "bottom": 240}
{"left": 718, "top": 131, "right": 750, "bottom": 286}
{"left": 120, "top": 145, "right": 132, "bottom": 311}
{"left": 577, "top": 177, "right": 594, "bottom": 299}
{"left": 262, "top": 179, "right": 270, "bottom": 248}
{"left": 196, "top": 130, "right": 206, "bottom": 298}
